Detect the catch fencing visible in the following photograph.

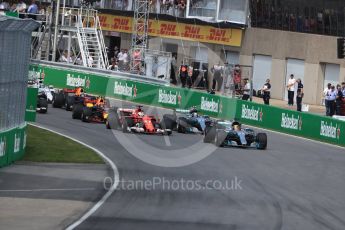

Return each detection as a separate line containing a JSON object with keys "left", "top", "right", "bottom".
{"left": 0, "top": 16, "right": 39, "bottom": 167}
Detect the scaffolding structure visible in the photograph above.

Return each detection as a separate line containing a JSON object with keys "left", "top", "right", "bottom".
{"left": 130, "top": 0, "right": 150, "bottom": 73}
{"left": 32, "top": 5, "right": 108, "bottom": 69}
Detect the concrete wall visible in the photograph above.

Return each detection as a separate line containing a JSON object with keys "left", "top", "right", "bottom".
{"left": 240, "top": 28, "right": 345, "bottom": 105}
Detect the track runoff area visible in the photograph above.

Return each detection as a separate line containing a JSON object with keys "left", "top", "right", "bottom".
{"left": 35, "top": 95, "right": 345, "bottom": 230}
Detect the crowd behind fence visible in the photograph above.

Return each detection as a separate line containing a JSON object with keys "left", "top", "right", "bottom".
{"left": 250, "top": 0, "right": 345, "bottom": 37}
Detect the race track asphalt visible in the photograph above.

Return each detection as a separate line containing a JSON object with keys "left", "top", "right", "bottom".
{"left": 36, "top": 101, "right": 345, "bottom": 230}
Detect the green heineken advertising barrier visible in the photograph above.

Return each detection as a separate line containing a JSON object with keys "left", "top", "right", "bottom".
{"left": 236, "top": 100, "right": 345, "bottom": 147}
{"left": 30, "top": 63, "right": 238, "bottom": 119}
{"left": 29, "top": 64, "right": 108, "bottom": 96}
{"left": 30, "top": 63, "right": 345, "bottom": 147}
{"left": 0, "top": 125, "right": 27, "bottom": 167}
{"left": 26, "top": 87, "right": 38, "bottom": 122}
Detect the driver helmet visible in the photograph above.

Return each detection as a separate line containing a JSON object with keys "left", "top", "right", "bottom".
{"left": 138, "top": 111, "right": 144, "bottom": 117}
{"left": 232, "top": 122, "right": 241, "bottom": 131}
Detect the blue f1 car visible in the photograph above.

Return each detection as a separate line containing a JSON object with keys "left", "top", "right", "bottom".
{"left": 203, "top": 120, "right": 267, "bottom": 150}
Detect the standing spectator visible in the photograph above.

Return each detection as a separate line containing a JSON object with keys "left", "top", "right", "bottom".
{"left": 327, "top": 85, "right": 337, "bottom": 116}
{"left": 27, "top": 0, "right": 38, "bottom": 20}
{"left": 336, "top": 84, "right": 343, "bottom": 115}
{"left": 177, "top": 0, "right": 186, "bottom": 17}
{"left": 15, "top": 0, "right": 26, "bottom": 18}
{"left": 242, "top": 78, "right": 250, "bottom": 100}
{"left": 179, "top": 62, "right": 188, "bottom": 88}
{"left": 117, "top": 49, "right": 124, "bottom": 70}
{"left": 187, "top": 65, "right": 193, "bottom": 88}
{"left": 342, "top": 82, "right": 345, "bottom": 97}
{"left": 323, "top": 83, "right": 332, "bottom": 116}
{"left": 212, "top": 64, "right": 223, "bottom": 91}
{"left": 123, "top": 49, "right": 129, "bottom": 71}
{"left": 261, "top": 78, "right": 271, "bottom": 105}
{"left": 296, "top": 78, "right": 304, "bottom": 112}
{"left": 113, "top": 46, "right": 119, "bottom": 60}
{"left": 108, "top": 58, "right": 118, "bottom": 71}
{"left": 233, "top": 64, "right": 241, "bottom": 93}
{"left": 286, "top": 74, "right": 296, "bottom": 106}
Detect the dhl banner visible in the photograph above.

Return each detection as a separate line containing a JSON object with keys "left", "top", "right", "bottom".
{"left": 98, "top": 14, "right": 243, "bottom": 47}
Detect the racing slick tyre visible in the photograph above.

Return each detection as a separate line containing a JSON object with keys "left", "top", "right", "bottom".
{"left": 65, "top": 96, "right": 75, "bottom": 111}
{"left": 215, "top": 130, "right": 227, "bottom": 147}
{"left": 37, "top": 98, "right": 48, "bottom": 114}
{"left": 81, "top": 107, "right": 92, "bottom": 123}
{"left": 72, "top": 103, "right": 83, "bottom": 119}
{"left": 177, "top": 117, "right": 188, "bottom": 133}
{"left": 161, "top": 114, "right": 177, "bottom": 130}
{"left": 52, "top": 92, "right": 64, "bottom": 108}
{"left": 106, "top": 108, "right": 120, "bottom": 130}
{"left": 122, "top": 117, "right": 134, "bottom": 133}
{"left": 256, "top": 133, "right": 267, "bottom": 150}
{"left": 203, "top": 126, "right": 216, "bottom": 143}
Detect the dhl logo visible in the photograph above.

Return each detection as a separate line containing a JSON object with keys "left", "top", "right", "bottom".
{"left": 207, "top": 29, "right": 230, "bottom": 42}
{"left": 148, "top": 21, "right": 155, "bottom": 33}
{"left": 112, "top": 18, "right": 130, "bottom": 31}
{"left": 160, "top": 23, "right": 179, "bottom": 36}
{"left": 98, "top": 15, "right": 108, "bottom": 27}
{"left": 182, "top": 26, "right": 204, "bottom": 39}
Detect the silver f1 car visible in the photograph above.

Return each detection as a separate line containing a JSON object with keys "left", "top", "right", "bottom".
{"left": 203, "top": 120, "right": 267, "bottom": 150}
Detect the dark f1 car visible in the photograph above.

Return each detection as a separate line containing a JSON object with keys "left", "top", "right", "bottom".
{"left": 36, "top": 91, "right": 49, "bottom": 114}
{"left": 106, "top": 105, "right": 172, "bottom": 135}
{"left": 160, "top": 108, "right": 212, "bottom": 134}
{"left": 203, "top": 120, "right": 267, "bottom": 150}
{"left": 72, "top": 96, "right": 109, "bottom": 123}
{"left": 52, "top": 87, "right": 85, "bottom": 111}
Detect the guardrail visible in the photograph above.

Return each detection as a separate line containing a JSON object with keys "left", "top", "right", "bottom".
{"left": 30, "top": 62, "right": 345, "bottom": 147}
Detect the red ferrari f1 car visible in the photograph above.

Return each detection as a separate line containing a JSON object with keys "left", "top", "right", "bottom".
{"left": 106, "top": 105, "right": 172, "bottom": 135}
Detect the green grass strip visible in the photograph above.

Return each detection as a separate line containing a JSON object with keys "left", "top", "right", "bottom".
{"left": 23, "top": 125, "right": 104, "bottom": 164}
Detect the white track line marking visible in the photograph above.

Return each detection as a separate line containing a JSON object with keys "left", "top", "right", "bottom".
{"left": 29, "top": 123, "right": 120, "bottom": 230}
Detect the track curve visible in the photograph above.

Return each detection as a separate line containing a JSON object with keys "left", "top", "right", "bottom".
{"left": 36, "top": 101, "right": 345, "bottom": 230}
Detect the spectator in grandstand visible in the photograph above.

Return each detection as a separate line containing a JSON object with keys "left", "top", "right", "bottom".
{"left": 113, "top": 46, "right": 119, "bottom": 60}
{"left": 242, "top": 78, "right": 250, "bottom": 101}
{"left": 287, "top": 74, "right": 296, "bottom": 106}
{"left": 327, "top": 85, "right": 337, "bottom": 116}
{"left": 27, "top": 0, "right": 38, "bottom": 20}
{"left": 177, "top": 0, "right": 186, "bottom": 17}
{"left": 336, "top": 84, "right": 343, "bottom": 115}
{"left": 342, "top": 82, "right": 345, "bottom": 97}
{"left": 0, "top": 1, "right": 10, "bottom": 10}
{"left": 261, "top": 78, "right": 271, "bottom": 105}
{"left": 323, "top": 83, "right": 332, "bottom": 116}
{"left": 149, "top": 0, "right": 155, "bottom": 13}
{"left": 186, "top": 64, "right": 194, "bottom": 88}
{"left": 15, "top": 0, "right": 26, "bottom": 18}
{"left": 108, "top": 58, "right": 119, "bottom": 71}
{"left": 212, "top": 63, "right": 223, "bottom": 92}
{"left": 59, "top": 50, "right": 72, "bottom": 63}
{"left": 233, "top": 64, "right": 241, "bottom": 92}
{"left": 179, "top": 62, "right": 188, "bottom": 88}
{"left": 296, "top": 78, "right": 304, "bottom": 112}
{"left": 117, "top": 49, "right": 125, "bottom": 70}
{"left": 123, "top": 49, "right": 129, "bottom": 71}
